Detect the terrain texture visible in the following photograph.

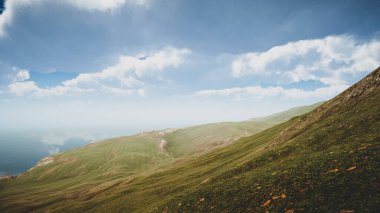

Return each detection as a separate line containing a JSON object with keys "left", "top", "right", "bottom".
{"left": 0, "top": 67, "right": 379, "bottom": 212}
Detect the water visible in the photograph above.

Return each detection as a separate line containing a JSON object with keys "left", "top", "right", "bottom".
{"left": 0, "top": 128, "right": 137, "bottom": 176}
{"left": 0, "top": 130, "right": 94, "bottom": 176}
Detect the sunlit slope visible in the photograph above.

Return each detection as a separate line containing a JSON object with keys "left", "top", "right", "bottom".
{"left": 6, "top": 67, "right": 378, "bottom": 212}
{"left": 4, "top": 103, "right": 318, "bottom": 184}
{"left": 0, "top": 64, "right": 378, "bottom": 212}
{"left": 251, "top": 101, "right": 322, "bottom": 123}
{"left": 164, "top": 102, "right": 322, "bottom": 157}
{"left": 3, "top": 63, "right": 379, "bottom": 213}
{"left": 64, "top": 66, "right": 379, "bottom": 212}
{"left": 151, "top": 67, "right": 380, "bottom": 212}
{"left": 0, "top": 133, "right": 175, "bottom": 212}
{"left": 24, "top": 133, "right": 173, "bottom": 182}
{"left": 0, "top": 103, "right": 319, "bottom": 212}
{"left": 164, "top": 121, "right": 275, "bottom": 157}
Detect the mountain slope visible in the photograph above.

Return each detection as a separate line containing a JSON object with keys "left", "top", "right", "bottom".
{"left": 152, "top": 67, "right": 380, "bottom": 212}
{"left": 250, "top": 102, "right": 322, "bottom": 123}
{"left": 164, "top": 102, "right": 323, "bottom": 158}
{"left": 34, "top": 66, "right": 379, "bottom": 212}
{"left": 77, "top": 67, "right": 379, "bottom": 212}
{"left": 0, "top": 102, "right": 319, "bottom": 212}
{"left": 0, "top": 67, "right": 378, "bottom": 212}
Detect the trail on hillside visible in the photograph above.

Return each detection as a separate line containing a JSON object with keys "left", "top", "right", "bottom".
{"left": 159, "top": 139, "right": 175, "bottom": 159}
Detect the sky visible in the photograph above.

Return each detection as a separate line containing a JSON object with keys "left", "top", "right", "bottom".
{"left": 0, "top": 0, "right": 379, "bottom": 133}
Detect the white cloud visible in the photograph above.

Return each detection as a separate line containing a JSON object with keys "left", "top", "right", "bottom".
{"left": 0, "top": 0, "right": 150, "bottom": 37}
{"left": 66, "top": 0, "right": 150, "bottom": 12}
{"left": 0, "top": 66, "right": 30, "bottom": 86}
{"left": 7, "top": 47, "right": 190, "bottom": 97}
{"left": 195, "top": 84, "right": 349, "bottom": 100}
{"left": 231, "top": 35, "right": 380, "bottom": 86}
{"left": 8, "top": 81, "right": 38, "bottom": 96}
{"left": 8, "top": 81, "right": 95, "bottom": 97}
{"left": 0, "top": 0, "right": 35, "bottom": 37}
{"left": 63, "top": 47, "right": 190, "bottom": 88}
{"left": 14, "top": 69, "right": 30, "bottom": 81}
{"left": 196, "top": 35, "right": 378, "bottom": 101}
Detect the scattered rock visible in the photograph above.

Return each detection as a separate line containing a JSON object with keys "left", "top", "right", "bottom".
{"left": 329, "top": 168, "right": 339, "bottom": 173}
{"left": 201, "top": 178, "right": 210, "bottom": 184}
{"left": 261, "top": 199, "right": 271, "bottom": 207}
{"left": 272, "top": 193, "right": 286, "bottom": 200}
{"left": 157, "top": 128, "right": 177, "bottom": 136}
{"left": 340, "top": 210, "right": 354, "bottom": 213}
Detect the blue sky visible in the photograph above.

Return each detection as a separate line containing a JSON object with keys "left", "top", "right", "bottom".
{"left": 0, "top": 0, "right": 379, "bottom": 132}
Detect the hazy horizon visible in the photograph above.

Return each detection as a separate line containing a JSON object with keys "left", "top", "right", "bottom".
{"left": 0, "top": 0, "right": 379, "bottom": 175}
{"left": 0, "top": 0, "right": 379, "bottom": 132}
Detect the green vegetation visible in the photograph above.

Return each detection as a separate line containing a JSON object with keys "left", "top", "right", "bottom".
{"left": 164, "top": 102, "right": 322, "bottom": 157}
{"left": 0, "top": 99, "right": 318, "bottom": 212}
{"left": 251, "top": 102, "right": 322, "bottom": 123}
{"left": 0, "top": 68, "right": 378, "bottom": 212}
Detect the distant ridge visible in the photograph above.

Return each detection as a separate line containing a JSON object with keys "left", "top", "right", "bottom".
{"left": 250, "top": 101, "right": 323, "bottom": 123}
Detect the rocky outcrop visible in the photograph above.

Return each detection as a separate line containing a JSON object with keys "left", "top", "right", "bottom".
{"left": 26, "top": 156, "right": 54, "bottom": 172}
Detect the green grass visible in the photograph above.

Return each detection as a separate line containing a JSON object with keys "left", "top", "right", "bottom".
{"left": 90, "top": 68, "right": 380, "bottom": 212}
{"left": 0, "top": 102, "right": 319, "bottom": 212}
{"left": 0, "top": 68, "right": 378, "bottom": 212}
{"left": 250, "top": 101, "right": 323, "bottom": 123}
{"left": 0, "top": 133, "right": 175, "bottom": 211}
{"left": 27, "top": 83, "right": 378, "bottom": 212}
{"left": 164, "top": 121, "right": 273, "bottom": 157}
{"left": 153, "top": 87, "right": 380, "bottom": 212}
{"left": 164, "top": 102, "right": 322, "bottom": 157}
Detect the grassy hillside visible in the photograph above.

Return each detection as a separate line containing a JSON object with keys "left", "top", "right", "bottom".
{"left": 164, "top": 102, "right": 322, "bottom": 158}
{"left": 164, "top": 121, "right": 274, "bottom": 157}
{"left": 0, "top": 132, "right": 174, "bottom": 211}
{"left": 69, "top": 66, "right": 378, "bottom": 213}
{"left": 1, "top": 67, "right": 378, "bottom": 212}
{"left": 0, "top": 101, "right": 319, "bottom": 212}
{"left": 152, "top": 67, "right": 380, "bottom": 212}
{"left": 251, "top": 102, "right": 322, "bottom": 123}
{"left": 10, "top": 66, "right": 378, "bottom": 213}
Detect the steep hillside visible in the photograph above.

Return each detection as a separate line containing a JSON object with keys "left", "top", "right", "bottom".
{"left": 164, "top": 102, "right": 323, "bottom": 157}
{"left": 251, "top": 102, "right": 322, "bottom": 123}
{"left": 0, "top": 67, "right": 378, "bottom": 212}
{"left": 0, "top": 101, "right": 319, "bottom": 212}
{"left": 150, "top": 67, "right": 380, "bottom": 212}
{"left": 15, "top": 66, "right": 378, "bottom": 212}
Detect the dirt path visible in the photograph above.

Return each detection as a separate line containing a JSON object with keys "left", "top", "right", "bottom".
{"left": 159, "top": 139, "right": 175, "bottom": 159}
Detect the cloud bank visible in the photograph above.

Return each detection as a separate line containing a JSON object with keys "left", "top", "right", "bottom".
{"left": 231, "top": 35, "right": 380, "bottom": 85}
{"left": 8, "top": 47, "right": 190, "bottom": 97}
{"left": 0, "top": 0, "right": 150, "bottom": 37}
{"left": 196, "top": 35, "right": 379, "bottom": 100}
{"left": 195, "top": 84, "right": 348, "bottom": 100}
{"left": 67, "top": 0, "right": 150, "bottom": 12}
